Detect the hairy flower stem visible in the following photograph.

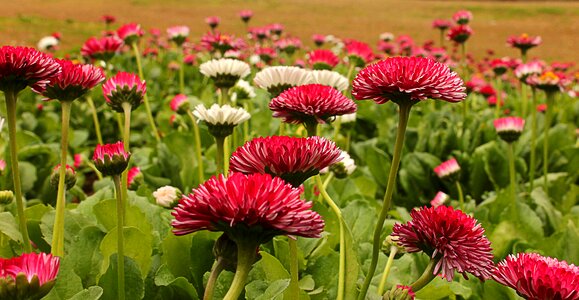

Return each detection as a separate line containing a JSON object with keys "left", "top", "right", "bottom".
{"left": 288, "top": 238, "right": 301, "bottom": 300}
{"left": 243, "top": 102, "right": 250, "bottom": 142}
{"left": 543, "top": 92, "right": 555, "bottom": 194}
{"left": 409, "top": 258, "right": 438, "bottom": 292}
{"left": 358, "top": 101, "right": 413, "bottom": 300}
{"left": 131, "top": 42, "right": 161, "bottom": 142}
{"left": 204, "top": 258, "right": 225, "bottom": 300}
{"left": 529, "top": 88, "right": 538, "bottom": 192}
{"left": 86, "top": 95, "right": 103, "bottom": 145}
{"left": 120, "top": 103, "right": 132, "bottom": 218}
{"left": 455, "top": 181, "right": 465, "bottom": 211}
{"left": 4, "top": 90, "right": 32, "bottom": 253}
{"left": 215, "top": 136, "right": 225, "bottom": 175}
{"left": 179, "top": 52, "right": 185, "bottom": 94}
{"left": 494, "top": 78, "right": 503, "bottom": 119}
{"left": 186, "top": 111, "right": 205, "bottom": 183}
{"left": 377, "top": 246, "right": 398, "bottom": 295}
{"left": 223, "top": 239, "right": 258, "bottom": 300}
{"left": 112, "top": 175, "right": 126, "bottom": 300}
{"left": 305, "top": 122, "right": 318, "bottom": 138}
{"left": 51, "top": 100, "right": 72, "bottom": 257}
{"left": 508, "top": 142, "right": 517, "bottom": 219}
{"left": 520, "top": 83, "right": 528, "bottom": 118}
{"left": 315, "top": 174, "right": 346, "bottom": 300}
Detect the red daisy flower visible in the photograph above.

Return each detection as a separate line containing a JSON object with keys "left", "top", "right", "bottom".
{"left": 352, "top": 57, "right": 466, "bottom": 104}
{"left": 229, "top": 135, "right": 342, "bottom": 187}
{"left": 507, "top": 34, "right": 542, "bottom": 52}
{"left": 307, "top": 49, "right": 340, "bottom": 70}
{"left": 102, "top": 71, "right": 146, "bottom": 112}
{"left": 171, "top": 172, "right": 324, "bottom": 242}
{"left": 205, "top": 16, "right": 220, "bottom": 29}
{"left": 447, "top": 25, "right": 473, "bottom": 44}
{"left": 392, "top": 206, "right": 494, "bottom": 281}
{"left": 452, "top": 10, "right": 473, "bottom": 25}
{"left": 345, "top": 40, "right": 375, "bottom": 66}
{"left": 432, "top": 19, "right": 452, "bottom": 30}
{"left": 493, "top": 253, "right": 579, "bottom": 300}
{"left": 116, "top": 23, "right": 144, "bottom": 44}
{"left": 0, "top": 252, "right": 60, "bottom": 299}
{"left": 92, "top": 141, "right": 130, "bottom": 176}
{"left": 494, "top": 117, "right": 525, "bottom": 143}
{"left": 170, "top": 93, "right": 188, "bottom": 113}
{"left": 0, "top": 46, "right": 61, "bottom": 93}
{"left": 269, "top": 83, "right": 357, "bottom": 126}
{"left": 81, "top": 36, "right": 123, "bottom": 62}
{"left": 34, "top": 59, "right": 105, "bottom": 102}
{"left": 239, "top": 10, "right": 253, "bottom": 23}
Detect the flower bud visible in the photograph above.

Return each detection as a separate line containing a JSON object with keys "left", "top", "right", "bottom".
{"left": 92, "top": 142, "right": 130, "bottom": 176}
{"left": 0, "top": 190, "right": 14, "bottom": 205}
{"left": 212, "top": 234, "right": 238, "bottom": 272}
{"left": 383, "top": 285, "right": 415, "bottom": 300}
{"left": 152, "top": 186, "right": 181, "bottom": 208}
{"left": 382, "top": 235, "right": 405, "bottom": 259}
{"left": 50, "top": 164, "right": 77, "bottom": 190}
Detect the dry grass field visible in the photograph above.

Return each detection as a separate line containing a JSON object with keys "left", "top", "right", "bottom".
{"left": 0, "top": 0, "right": 578, "bottom": 61}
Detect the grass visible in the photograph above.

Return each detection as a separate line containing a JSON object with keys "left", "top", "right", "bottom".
{"left": 0, "top": 0, "right": 578, "bottom": 62}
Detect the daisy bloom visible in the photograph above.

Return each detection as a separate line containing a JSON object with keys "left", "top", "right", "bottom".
{"left": 127, "top": 166, "right": 142, "bottom": 189}
{"left": 80, "top": 36, "right": 123, "bottom": 62}
{"left": 384, "top": 285, "right": 416, "bottom": 300}
{"left": 392, "top": 205, "right": 494, "bottom": 281}
{"left": 102, "top": 72, "right": 146, "bottom": 112}
{"left": 230, "top": 79, "right": 256, "bottom": 102}
{"left": 514, "top": 61, "right": 544, "bottom": 82}
{"left": 507, "top": 33, "right": 542, "bottom": 52}
{"left": 269, "top": 23, "right": 284, "bottom": 36}
{"left": 312, "top": 34, "right": 326, "bottom": 47}
{"left": 434, "top": 158, "right": 461, "bottom": 181}
{"left": 34, "top": 59, "right": 105, "bottom": 102}
{"left": 494, "top": 117, "right": 525, "bottom": 143}
{"left": 430, "top": 191, "right": 449, "bottom": 208}
{"left": 0, "top": 190, "right": 13, "bottom": 205}
{"left": 37, "top": 36, "right": 59, "bottom": 52}
{"left": 432, "top": 19, "right": 452, "bottom": 30}
{"left": 170, "top": 94, "right": 189, "bottom": 114}
{"left": 49, "top": 164, "right": 76, "bottom": 190}
{"left": 493, "top": 253, "right": 579, "bottom": 300}
{"left": 253, "top": 66, "right": 313, "bottom": 98}
{"left": 116, "top": 23, "right": 144, "bottom": 45}
{"left": 229, "top": 135, "right": 341, "bottom": 187}
{"left": 172, "top": 172, "right": 324, "bottom": 242}
{"left": 167, "top": 26, "right": 190, "bottom": 46}
{"left": 205, "top": 16, "right": 220, "bottom": 29}
{"left": 201, "top": 31, "right": 239, "bottom": 55}
{"left": 255, "top": 46, "right": 277, "bottom": 64}
{"left": 153, "top": 186, "right": 182, "bottom": 208}
{"left": 0, "top": 252, "right": 60, "bottom": 300}
{"left": 0, "top": 46, "right": 61, "bottom": 93}
{"left": 490, "top": 58, "right": 510, "bottom": 76}
{"left": 93, "top": 141, "right": 130, "bottom": 176}
{"left": 452, "top": 10, "right": 473, "bottom": 25}
{"left": 199, "top": 58, "right": 250, "bottom": 89}
{"left": 352, "top": 56, "right": 466, "bottom": 105}
{"left": 193, "top": 104, "right": 250, "bottom": 138}
{"left": 275, "top": 37, "right": 302, "bottom": 55}
{"left": 345, "top": 40, "right": 375, "bottom": 67}
{"left": 526, "top": 71, "right": 563, "bottom": 93}
{"left": 307, "top": 49, "right": 340, "bottom": 70}
{"left": 321, "top": 150, "right": 357, "bottom": 179}
{"left": 310, "top": 70, "right": 349, "bottom": 91}
{"left": 447, "top": 25, "right": 473, "bottom": 44}
{"left": 101, "top": 15, "right": 116, "bottom": 25}
{"left": 379, "top": 32, "right": 395, "bottom": 42}
{"left": 239, "top": 10, "right": 253, "bottom": 23}
{"left": 269, "top": 83, "right": 357, "bottom": 127}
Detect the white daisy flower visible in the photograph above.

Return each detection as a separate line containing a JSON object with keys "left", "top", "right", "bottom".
{"left": 253, "top": 66, "right": 313, "bottom": 97}
{"left": 379, "top": 32, "right": 395, "bottom": 42}
{"left": 310, "top": 70, "right": 349, "bottom": 91}
{"left": 153, "top": 186, "right": 181, "bottom": 208}
{"left": 37, "top": 36, "right": 59, "bottom": 52}
{"left": 335, "top": 112, "right": 356, "bottom": 124}
{"left": 249, "top": 54, "right": 261, "bottom": 65}
{"left": 321, "top": 150, "right": 356, "bottom": 178}
{"left": 193, "top": 104, "right": 250, "bottom": 126}
{"left": 199, "top": 58, "right": 251, "bottom": 79}
{"left": 230, "top": 79, "right": 256, "bottom": 102}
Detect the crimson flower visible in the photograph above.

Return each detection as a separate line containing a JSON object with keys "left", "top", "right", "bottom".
{"left": 205, "top": 16, "right": 220, "bottom": 29}
{"left": 312, "top": 34, "right": 326, "bottom": 47}
{"left": 239, "top": 10, "right": 253, "bottom": 23}
{"left": 345, "top": 40, "right": 375, "bottom": 67}
{"left": 92, "top": 141, "right": 130, "bottom": 176}
{"left": 171, "top": 172, "right": 324, "bottom": 242}
{"left": 452, "top": 10, "right": 473, "bottom": 25}
{"left": 392, "top": 206, "right": 494, "bottom": 281}
{"left": 352, "top": 57, "right": 466, "bottom": 105}
{"left": 432, "top": 19, "right": 452, "bottom": 30}
{"left": 507, "top": 34, "right": 542, "bottom": 52}
{"left": 170, "top": 94, "right": 188, "bottom": 113}
{"left": 493, "top": 253, "right": 579, "bottom": 300}
{"left": 0, "top": 252, "right": 60, "bottom": 300}
{"left": 447, "top": 25, "right": 473, "bottom": 44}
{"left": 494, "top": 116, "right": 525, "bottom": 143}
{"left": 101, "top": 15, "right": 116, "bottom": 24}
{"left": 81, "top": 36, "right": 123, "bottom": 62}
{"left": 0, "top": 46, "right": 61, "bottom": 93}
{"left": 34, "top": 59, "right": 105, "bottom": 101}
{"left": 269, "top": 84, "right": 357, "bottom": 126}
{"left": 127, "top": 166, "right": 142, "bottom": 188}
{"left": 307, "top": 49, "right": 340, "bottom": 70}
{"left": 229, "top": 135, "right": 342, "bottom": 187}
{"left": 117, "top": 23, "right": 144, "bottom": 44}
{"left": 434, "top": 158, "right": 461, "bottom": 181}
{"left": 102, "top": 72, "right": 146, "bottom": 112}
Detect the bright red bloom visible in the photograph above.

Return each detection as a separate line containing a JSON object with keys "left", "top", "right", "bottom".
{"left": 127, "top": 166, "right": 141, "bottom": 188}
{"left": 507, "top": 33, "right": 542, "bottom": 52}
{"left": 434, "top": 158, "right": 461, "bottom": 180}
{"left": 307, "top": 49, "right": 339, "bottom": 70}
{"left": 490, "top": 58, "right": 510, "bottom": 76}
{"left": 377, "top": 41, "right": 396, "bottom": 55}
{"left": 493, "top": 253, "right": 579, "bottom": 300}
{"left": 494, "top": 117, "right": 525, "bottom": 143}
{"left": 81, "top": 36, "right": 123, "bottom": 62}
{"left": 256, "top": 46, "right": 277, "bottom": 64}
{"left": 101, "top": 15, "right": 116, "bottom": 24}
{"left": 116, "top": 23, "right": 144, "bottom": 44}
{"left": 352, "top": 57, "right": 466, "bottom": 104}
{"left": 432, "top": 19, "right": 452, "bottom": 30}
{"left": 430, "top": 191, "right": 449, "bottom": 208}
{"left": 275, "top": 37, "right": 302, "bottom": 55}
{"left": 171, "top": 172, "right": 325, "bottom": 242}
{"left": 312, "top": 34, "right": 326, "bottom": 47}
{"left": 92, "top": 141, "right": 130, "bottom": 176}
{"left": 102, "top": 72, "right": 146, "bottom": 112}
{"left": 269, "top": 84, "right": 357, "bottom": 125}
{"left": 170, "top": 94, "right": 188, "bottom": 113}
{"left": 34, "top": 59, "right": 105, "bottom": 101}
{"left": 0, "top": 252, "right": 60, "bottom": 299}
{"left": 345, "top": 40, "right": 374, "bottom": 66}
{"left": 239, "top": 10, "right": 253, "bottom": 23}
{"left": 73, "top": 153, "right": 83, "bottom": 168}
{"left": 478, "top": 84, "right": 496, "bottom": 98}
{"left": 269, "top": 23, "right": 284, "bottom": 35}
{"left": 167, "top": 26, "right": 190, "bottom": 46}
{"left": 447, "top": 25, "right": 473, "bottom": 44}
{"left": 452, "top": 10, "right": 473, "bottom": 25}
{"left": 205, "top": 16, "right": 220, "bottom": 29}
{"left": 392, "top": 206, "right": 494, "bottom": 281}
{"left": 0, "top": 46, "right": 61, "bottom": 93}
{"left": 201, "top": 31, "right": 238, "bottom": 54}
{"left": 230, "top": 135, "right": 342, "bottom": 187}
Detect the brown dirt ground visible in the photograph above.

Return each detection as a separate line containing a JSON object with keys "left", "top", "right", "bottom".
{"left": 0, "top": 0, "right": 578, "bottom": 62}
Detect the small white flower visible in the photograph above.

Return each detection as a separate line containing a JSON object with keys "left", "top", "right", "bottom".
{"left": 253, "top": 66, "right": 313, "bottom": 89}
{"left": 430, "top": 191, "right": 449, "bottom": 208}
{"left": 336, "top": 112, "right": 356, "bottom": 124}
{"left": 37, "top": 36, "right": 59, "bottom": 52}
{"left": 379, "top": 32, "right": 395, "bottom": 42}
{"left": 310, "top": 70, "right": 349, "bottom": 91}
{"left": 199, "top": 58, "right": 251, "bottom": 79}
{"left": 230, "top": 79, "right": 256, "bottom": 102}
{"left": 321, "top": 150, "right": 356, "bottom": 177}
{"left": 249, "top": 54, "right": 261, "bottom": 65}
{"left": 167, "top": 26, "right": 190, "bottom": 39}
{"left": 193, "top": 104, "right": 250, "bottom": 126}
{"left": 153, "top": 186, "right": 181, "bottom": 208}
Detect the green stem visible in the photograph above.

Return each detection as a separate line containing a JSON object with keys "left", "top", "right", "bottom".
{"left": 51, "top": 101, "right": 72, "bottom": 257}
{"left": 520, "top": 83, "right": 528, "bottom": 118}
{"left": 409, "top": 258, "right": 438, "bottom": 292}
{"left": 529, "top": 88, "right": 538, "bottom": 192}
{"left": 377, "top": 246, "right": 398, "bottom": 295}
{"left": 315, "top": 174, "right": 346, "bottom": 300}
{"left": 224, "top": 137, "right": 230, "bottom": 174}
{"left": 86, "top": 95, "right": 103, "bottom": 145}
{"left": 215, "top": 136, "right": 225, "bottom": 175}
{"left": 121, "top": 103, "right": 132, "bottom": 218}
{"left": 220, "top": 88, "right": 230, "bottom": 105}
{"left": 4, "top": 90, "right": 32, "bottom": 253}
{"left": 508, "top": 142, "right": 517, "bottom": 218}
{"left": 112, "top": 175, "right": 126, "bottom": 300}
{"left": 305, "top": 122, "right": 318, "bottom": 138}
{"left": 332, "top": 117, "right": 342, "bottom": 144}
{"left": 243, "top": 102, "right": 250, "bottom": 142}
{"left": 439, "top": 30, "right": 444, "bottom": 48}
{"left": 495, "top": 78, "right": 502, "bottom": 119}
{"left": 187, "top": 111, "right": 205, "bottom": 184}
{"left": 358, "top": 101, "right": 413, "bottom": 300}
{"left": 223, "top": 239, "right": 258, "bottom": 300}
{"left": 131, "top": 42, "right": 161, "bottom": 142}
{"left": 288, "top": 238, "right": 301, "bottom": 300}
{"left": 455, "top": 181, "right": 465, "bottom": 211}
{"left": 543, "top": 92, "right": 555, "bottom": 194}
{"left": 204, "top": 258, "right": 225, "bottom": 300}
{"left": 116, "top": 114, "right": 124, "bottom": 139}
{"left": 179, "top": 52, "right": 185, "bottom": 94}
{"left": 278, "top": 122, "right": 285, "bottom": 136}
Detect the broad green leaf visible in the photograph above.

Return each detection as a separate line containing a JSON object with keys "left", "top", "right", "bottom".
{"left": 67, "top": 286, "right": 104, "bottom": 300}
{"left": 100, "top": 226, "right": 152, "bottom": 279}
{"left": 68, "top": 226, "right": 105, "bottom": 287}
{"left": 42, "top": 256, "right": 84, "bottom": 300}
{"left": 98, "top": 255, "right": 144, "bottom": 300}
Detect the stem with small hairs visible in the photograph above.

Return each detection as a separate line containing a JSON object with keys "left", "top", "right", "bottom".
{"left": 131, "top": 42, "right": 161, "bottom": 142}
{"left": 222, "top": 239, "right": 258, "bottom": 300}
{"left": 187, "top": 111, "right": 205, "bottom": 183}
{"left": 112, "top": 175, "right": 126, "bottom": 300}
{"left": 377, "top": 246, "right": 398, "bottom": 295}
{"left": 86, "top": 95, "right": 103, "bottom": 145}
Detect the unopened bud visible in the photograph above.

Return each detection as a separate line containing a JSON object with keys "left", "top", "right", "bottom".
{"left": 0, "top": 190, "right": 14, "bottom": 205}
{"left": 50, "top": 164, "right": 77, "bottom": 190}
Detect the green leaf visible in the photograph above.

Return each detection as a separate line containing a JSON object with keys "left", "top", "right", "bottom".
{"left": 68, "top": 226, "right": 105, "bottom": 287}
{"left": 189, "top": 231, "right": 219, "bottom": 293}
{"left": 343, "top": 200, "right": 376, "bottom": 244}
{"left": 98, "top": 254, "right": 144, "bottom": 300}
{"left": 246, "top": 279, "right": 290, "bottom": 300}
{"left": 161, "top": 232, "right": 193, "bottom": 281}
{"left": 67, "top": 286, "right": 104, "bottom": 300}
{"left": 154, "top": 264, "right": 199, "bottom": 299}
{"left": 0, "top": 212, "right": 23, "bottom": 242}
{"left": 42, "top": 256, "right": 84, "bottom": 300}
{"left": 100, "top": 226, "right": 152, "bottom": 279}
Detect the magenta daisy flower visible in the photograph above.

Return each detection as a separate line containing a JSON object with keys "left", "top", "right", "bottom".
{"left": 452, "top": 10, "right": 473, "bottom": 25}
{"left": 80, "top": 36, "right": 123, "bottom": 62}
{"left": 447, "top": 25, "right": 473, "bottom": 44}
{"left": 392, "top": 206, "right": 494, "bottom": 281}
{"left": 345, "top": 40, "right": 375, "bottom": 67}
{"left": 0, "top": 46, "right": 61, "bottom": 93}
{"left": 34, "top": 59, "right": 105, "bottom": 102}
{"left": 430, "top": 191, "right": 449, "bottom": 208}
{"left": 116, "top": 23, "right": 144, "bottom": 44}
{"left": 0, "top": 252, "right": 60, "bottom": 299}
{"left": 170, "top": 93, "right": 188, "bottom": 113}
{"left": 167, "top": 25, "right": 190, "bottom": 46}
{"left": 494, "top": 117, "right": 525, "bottom": 143}
{"left": 432, "top": 19, "right": 452, "bottom": 30}
{"left": 171, "top": 172, "right": 324, "bottom": 242}
{"left": 102, "top": 72, "right": 146, "bottom": 112}
{"left": 307, "top": 49, "right": 340, "bottom": 70}
{"left": 352, "top": 57, "right": 466, "bottom": 105}
{"left": 493, "top": 253, "right": 579, "bottom": 300}
{"left": 269, "top": 83, "right": 357, "bottom": 127}
{"left": 92, "top": 141, "right": 130, "bottom": 176}
{"left": 205, "top": 16, "right": 220, "bottom": 29}
{"left": 434, "top": 158, "right": 461, "bottom": 181}
{"left": 312, "top": 34, "right": 326, "bottom": 47}
{"left": 507, "top": 34, "right": 542, "bottom": 52}
{"left": 239, "top": 10, "right": 253, "bottom": 23}
{"left": 229, "top": 135, "right": 342, "bottom": 187}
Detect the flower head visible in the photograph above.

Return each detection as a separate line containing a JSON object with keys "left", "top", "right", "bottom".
{"left": 194, "top": 104, "right": 250, "bottom": 138}
{"left": 49, "top": 164, "right": 77, "bottom": 190}
{"left": 116, "top": 23, "right": 144, "bottom": 45}
{"left": 490, "top": 58, "right": 510, "bottom": 76}
{"left": 434, "top": 158, "right": 461, "bottom": 181}
{"left": 494, "top": 117, "right": 525, "bottom": 143}
{"left": 392, "top": 205, "right": 494, "bottom": 281}
{"left": 493, "top": 253, "right": 579, "bottom": 300}
{"left": 127, "top": 166, "right": 142, "bottom": 189}
{"left": 379, "top": 32, "right": 395, "bottom": 42}
{"left": 310, "top": 70, "right": 349, "bottom": 91}
{"left": 170, "top": 94, "right": 189, "bottom": 114}
{"left": 345, "top": 40, "right": 375, "bottom": 67}
{"left": 230, "top": 79, "right": 256, "bottom": 101}
{"left": 229, "top": 135, "right": 342, "bottom": 187}
{"left": 253, "top": 66, "right": 313, "bottom": 98}
{"left": 507, "top": 33, "right": 542, "bottom": 52}
{"left": 321, "top": 150, "right": 356, "bottom": 179}
{"left": 526, "top": 71, "right": 563, "bottom": 93}
{"left": 312, "top": 34, "right": 326, "bottom": 47}
{"left": 153, "top": 186, "right": 182, "bottom": 208}
{"left": 447, "top": 25, "right": 473, "bottom": 44}
{"left": 275, "top": 37, "right": 302, "bottom": 55}
{"left": 199, "top": 58, "right": 250, "bottom": 89}
{"left": 430, "top": 191, "right": 449, "bottom": 208}
{"left": 352, "top": 57, "right": 466, "bottom": 105}
{"left": 34, "top": 59, "right": 105, "bottom": 102}
{"left": 37, "top": 36, "right": 59, "bottom": 52}
{"left": 0, "top": 46, "right": 61, "bottom": 93}
{"left": 92, "top": 142, "right": 130, "bottom": 176}
{"left": 102, "top": 72, "right": 146, "bottom": 112}
{"left": 270, "top": 83, "right": 357, "bottom": 126}
{"left": 239, "top": 10, "right": 253, "bottom": 23}
{"left": 167, "top": 26, "right": 190, "bottom": 46}
{"left": 80, "top": 36, "right": 123, "bottom": 62}
{"left": 432, "top": 19, "right": 452, "bottom": 30}
{"left": 171, "top": 172, "right": 324, "bottom": 242}
{"left": 384, "top": 285, "right": 416, "bottom": 300}
{"left": 201, "top": 31, "right": 241, "bottom": 54}
{"left": 0, "top": 252, "right": 60, "bottom": 300}
{"left": 452, "top": 10, "right": 473, "bottom": 25}
{"left": 307, "top": 49, "right": 340, "bottom": 70}
{"left": 205, "top": 16, "right": 220, "bottom": 29}
{"left": 515, "top": 61, "right": 544, "bottom": 82}
{"left": 101, "top": 15, "right": 116, "bottom": 24}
